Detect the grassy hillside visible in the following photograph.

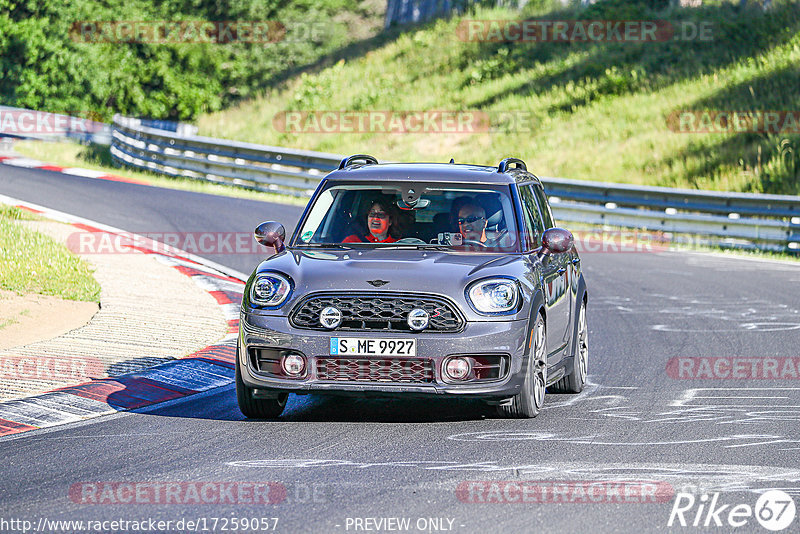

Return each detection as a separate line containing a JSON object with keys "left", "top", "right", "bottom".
{"left": 197, "top": 0, "right": 800, "bottom": 194}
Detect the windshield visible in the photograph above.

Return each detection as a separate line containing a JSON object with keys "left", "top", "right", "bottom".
{"left": 293, "top": 182, "right": 520, "bottom": 253}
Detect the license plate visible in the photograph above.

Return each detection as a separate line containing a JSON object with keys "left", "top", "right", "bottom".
{"left": 330, "top": 337, "right": 416, "bottom": 356}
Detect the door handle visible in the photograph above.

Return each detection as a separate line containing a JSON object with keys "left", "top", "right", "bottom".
{"left": 557, "top": 267, "right": 567, "bottom": 274}
{"left": 571, "top": 258, "right": 580, "bottom": 264}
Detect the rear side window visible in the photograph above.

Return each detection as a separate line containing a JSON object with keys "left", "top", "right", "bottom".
{"left": 518, "top": 185, "right": 545, "bottom": 249}
{"left": 532, "top": 185, "right": 555, "bottom": 229}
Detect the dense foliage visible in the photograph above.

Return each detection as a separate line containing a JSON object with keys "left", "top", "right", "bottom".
{"left": 0, "top": 0, "right": 378, "bottom": 120}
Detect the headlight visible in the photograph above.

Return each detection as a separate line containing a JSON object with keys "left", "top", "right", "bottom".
{"left": 466, "top": 278, "right": 520, "bottom": 314}
{"left": 250, "top": 272, "right": 292, "bottom": 307}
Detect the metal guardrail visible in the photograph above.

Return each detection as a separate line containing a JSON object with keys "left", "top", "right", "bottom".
{"left": 111, "top": 115, "right": 339, "bottom": 197}
{"left": 542, "top": 179, "right": 800, "bottom": 248}
{"left": 110, "top": 115, "right": 800, "bottom": 252}
{"left": 1, "top": 106, "right": 111, "bottom": 145}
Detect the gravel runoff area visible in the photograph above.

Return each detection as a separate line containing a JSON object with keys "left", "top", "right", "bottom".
{"left": 0, "top": 218, "right": 229, "bottom": 401}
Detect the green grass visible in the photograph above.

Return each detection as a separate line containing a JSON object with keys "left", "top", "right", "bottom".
{"left": 196, "top": 0, "right": 800, "bottom": 195}
{"left": 12, "top": 140, "right": 307, "bottom": 206}
{"left": 691, "top": 245, "right": 800, "bottom": 262}
{"left": 0, "top": 205, "right": 101, "bottom": 302}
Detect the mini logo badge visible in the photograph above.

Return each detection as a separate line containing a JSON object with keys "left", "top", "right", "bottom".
{"left": 367, "top": 279, "right": 389, "bottom": 287}
{"left": 407, "top": 308, "right": 429, "bottom": 331}
{"left": 320, "top": 306, "right": 342, "bottom": 329}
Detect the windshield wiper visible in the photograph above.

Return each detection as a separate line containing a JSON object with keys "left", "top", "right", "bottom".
{"left": 382, "top": 244, "right": 452, "bottom": 251}
{"left": 293, "top": 243, "right": 354, "bottom": 249}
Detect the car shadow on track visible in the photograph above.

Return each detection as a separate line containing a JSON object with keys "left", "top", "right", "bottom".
{"left": 277, "top": 393, "right": 499, "bottom": 423}
{"left": 140, "top": 387, "right": 501, "bottom": 423}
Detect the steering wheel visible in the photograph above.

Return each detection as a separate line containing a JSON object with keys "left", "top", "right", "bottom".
{"left": 395, "top": 237, "right": 427, "bottom": 244}
{"left": 461, "top": 239, "right": 487, "bottom": 248}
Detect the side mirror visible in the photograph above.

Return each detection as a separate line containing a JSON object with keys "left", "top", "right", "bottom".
{"left": 255, "top": 221, "right": 286, "bottom": 255}
{"left": 540, "top": 227, "right": 574, "bottom": 257}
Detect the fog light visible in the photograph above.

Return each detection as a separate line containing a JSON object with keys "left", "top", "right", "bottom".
{"left": 281, "top": 354, "right": 305, "bottom": 376}
{"left": 445, "top": 357, "right": 471, "bottom": 380}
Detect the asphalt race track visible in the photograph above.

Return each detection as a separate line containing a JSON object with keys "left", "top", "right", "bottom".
{"left": 2, "top": 166, "right": 800, "bottom": 533}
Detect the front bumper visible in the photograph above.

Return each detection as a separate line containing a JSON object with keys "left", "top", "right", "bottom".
{"left": 239, "top": 311, "right": 530, "bottom": 399}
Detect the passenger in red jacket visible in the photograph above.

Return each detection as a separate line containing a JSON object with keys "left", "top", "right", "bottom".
{"left": 343, "top": 201, "right": 399, "bottom": 243}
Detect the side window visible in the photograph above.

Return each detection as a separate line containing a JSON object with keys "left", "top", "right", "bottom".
{"left": 517, "top": 200, "right": 534, "bottom": 251}
{"left": 532, "top": 185, "right": 555, "bottom": 229}
{"left": 518, "top": 185, "right": 545, "bottom": 249}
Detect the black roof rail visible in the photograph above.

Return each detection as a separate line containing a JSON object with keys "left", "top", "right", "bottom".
{"left": 497, "top": 157, "right": 527, "bottom": 173}
{"left": 338, "top": 154, "right": 378, "bottom": 170}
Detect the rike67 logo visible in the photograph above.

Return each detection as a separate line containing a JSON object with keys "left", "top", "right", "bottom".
{"left": 668, "top": 490, "right": 796, "bottom": 531}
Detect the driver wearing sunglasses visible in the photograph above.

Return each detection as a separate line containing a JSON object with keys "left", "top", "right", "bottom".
{"left": 457, "top": 203, "right": 488, "bottom": 243}
{"left": 343, "top": 201, "right": 399, "bottom": 243}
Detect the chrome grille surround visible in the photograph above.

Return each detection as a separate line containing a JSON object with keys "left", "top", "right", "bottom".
{"left": 289, "top": 292, "right": 463, "bottom": 332}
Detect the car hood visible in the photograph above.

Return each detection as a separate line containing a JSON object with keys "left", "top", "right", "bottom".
{"left": 251, "top": 247, "right": 533, "bottom": 310}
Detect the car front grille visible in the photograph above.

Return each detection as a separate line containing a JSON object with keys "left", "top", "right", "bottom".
{"left": 289, "top": 293, "right": 463, "bottom": 332}
{"left": 316, "top": 357, "right": 434, "bottom": 383}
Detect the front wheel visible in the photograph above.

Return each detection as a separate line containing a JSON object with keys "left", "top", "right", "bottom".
{"left": 236, "top": 348, "right": 287, "bottom": 419}
{"left": 551, "top": 299, "right": 587, "bottom": 394}
{"left": 497, "top": 314, "right": 546, "bottom": 418}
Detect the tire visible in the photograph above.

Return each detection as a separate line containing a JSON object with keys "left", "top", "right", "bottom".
{"left": 497, "top": 314, "right": 546, "bottom": 418}
{"left": 235, "top": 348, "right": 288, "bottom": 419}
{"left": 551, "top": 298, "right": 588, "bottom": 394}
